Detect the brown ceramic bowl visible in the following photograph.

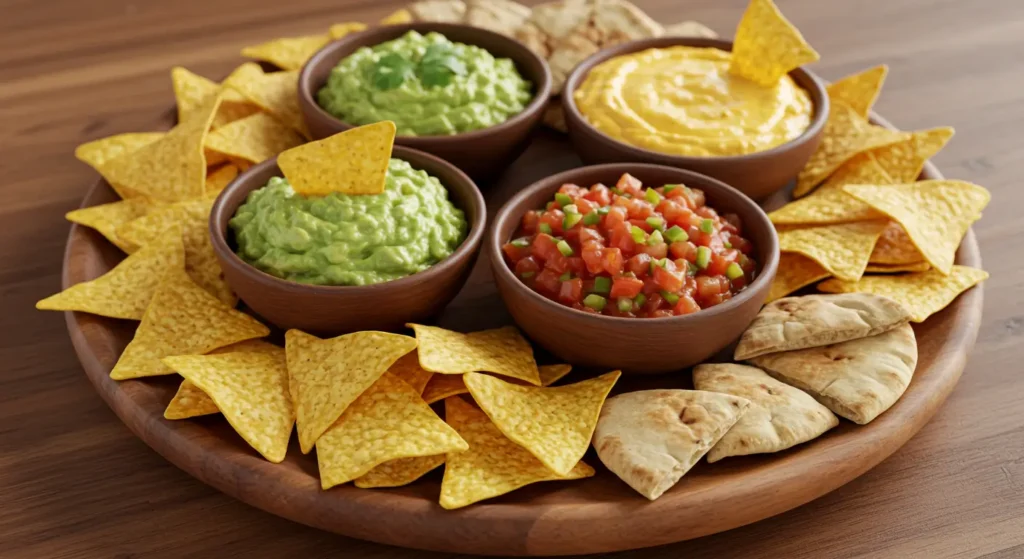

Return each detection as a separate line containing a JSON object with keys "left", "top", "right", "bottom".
{"left": 210, "top": 146, "right": 486, "bottom": 336}
{"left": 489, "top": 163, "right": 779, "bottom": 374}
{"left": 562, "top": 37, "right": 829, "bottom": 201}
{"left": 298, "top": 23, "right": 551, "bottom": 181}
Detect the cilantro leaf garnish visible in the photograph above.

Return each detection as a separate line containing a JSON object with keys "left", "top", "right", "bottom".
{"left": 370, "top": 52, "right": 416, "bottom": 90}
{"left": 417, "top": 43, "right": 466, "bottom": 88}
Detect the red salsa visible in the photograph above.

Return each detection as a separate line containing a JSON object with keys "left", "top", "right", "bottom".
{"left": 502, "top": 173, "right": 758, "bottom": 318}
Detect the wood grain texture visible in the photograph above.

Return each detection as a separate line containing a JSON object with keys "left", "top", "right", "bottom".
{"left": 2, "top": 0, "right": 1022, "bottom": 557}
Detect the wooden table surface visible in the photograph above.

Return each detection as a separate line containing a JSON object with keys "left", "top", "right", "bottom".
{"left": 3, "top": 0, "right": 1022, "bottom": 557}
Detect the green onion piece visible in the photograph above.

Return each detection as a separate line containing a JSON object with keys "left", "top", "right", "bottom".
{"left": 630, "top": 225, "right": 646, "bottom": 244}
{"left": 726, "top": 262, "right": 744, "bottom": 280}
{"left": 583, "top": 294, "right": 607, "bottom": 312}
{"left": 648, "top": 229, "right": 664, "bottom": 245}
{"left": 582, "top": 211, "right": 601, "bottom": 226}
{"left": 700, "top": 218, "right": 715, "bottom": 234}
{"left": 556, "top": 240, "right": 574, "bottom": 257}
{"left": 656, "top": 257, "right": 669, "bottom": 268}
{"left": 510, "top": 237, "right": 530, "bottom": 247}
{"left": 724, "top": 240, "right": 733, "bottom": 249}
{"left": 597, "top": 206, "right": 610, "bottom": 215}
{"left": 538, "top": 223, "right": 552, "bottom": 235}
{"left": 696, "top": 246, "right": 711, "bottom": 269}
{"left": 634, "top": 293, "right": 647, "bottom": 308}
{"left": 593, "top": 276, "right": 611, "bottom": 294}
{"left": 563, "top": 203, "right": 579, "bottom": 214}
{"left": 616, "top": 297, "right": 633, "bottom": 313}
{"left": 663, "top": 184, "right": 679, "bottom": 193}
{"left": 520, "top": 271, "right": 535, "bottom": 279}
{"left": 661, "top": 291, "right": 680, "bottom": 305}
{"left": 554, "top": 192, "right": 573, "bottom": 207}
{"left": 664, "top": 225, "right": 688, "bottom": 243}
{"left": 563, "top": 212, "right": 583, "bottom": 230}
{"left": 644, "top": 188, "right": 662, "bottom": 204}
{"left": 646, "top": 216, "right": 665, "bottom": 230}
{"left": 559, "top": 271, "right": 572, "bottom": 282}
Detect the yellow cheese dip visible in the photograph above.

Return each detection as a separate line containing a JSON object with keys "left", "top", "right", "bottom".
{"left": 573, "top": 47, "right": 814, "bottom": 157}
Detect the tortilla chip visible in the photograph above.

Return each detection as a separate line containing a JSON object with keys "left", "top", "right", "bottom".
{"left": 539, "top": 364, "right": 572, "bottom": 386}
{"left": 818, "top": 265, "right": 988, "bottom": 322}
{"left": 109, "top": 267, "right": 269, "bottom": 380}
{"left": 693, "top": 364, "right": 838, "bottom": 462}
{"left": 751, "top": 323, "right": 917, "bottom": 425}
{"left": 241, "top": 34, "right": 331, "bottom": 71}
{"left": 409, "top": 324, "right": 541, "bottom": 385}
{"left": 65, "top": 199, "right": 151, "bottom": 253}
{"left": 794, "top": 103, "right": 909, "bottom": 198}
{"left": 663, "top": 20, "right": 718, "bottom": 38}
{"left": 593, "top": 389, "right": 749, "bottom": 500}
{"left": 778, "top": 220, "right": 888, "bottom": 281}
{"left": 164, "top": 351, "right": 293, "bottom": 462}
{"left": 730, "top": 0, "right": 819, "bottom": 87}
{"left": 278, "top": 122, "right": 394, "bottom": 196}
{"left": 205, "top": 164, "right": 239, "bottom": 197}
{"left": 223, "top": 65, "right": 309, "bottom": 138}
{"left": 769, "top": 153, "right": 890, "bottom": 225}
{"left": 767, "top": 252, "right": 831, "bottom": 302}
{"left": 865, "top": 261, "right": 931, "bottom": 274}
{"left": 871, "top": 127, "right": 955, "bottom": 183}
{"left": 389, "top": 352, "right": 433, "bottom": 394}
{"left": 316, "top": 372, "right": 467, "bottom": 489}
{"left": 844, "top": 180, "right": 989, "bottom": 274}
{"left": 826, "top": 65, "right": 887, "bottom": 119}
{"left": 36, "top": 226, "right": 185, "bottom": 319}
{"left": 74, "top": 132, "right": 165, "bottom": 199}
{"left": 164, "top": 340, "right": 281, "bottom": 420}
{"left": 465, "top": 0, "right": 531, "bottom": 37}
{"left": 380, "top": 9, "right": 413, "bottom": 25}
{"left": 408, "top": 0, "right": 467, "bottom": 23}
{"left": 171, "top": 67, "right": 219, "bottom": 125}
{"left": 439, "top": 396, "right": 594, "bottom": 509}
{"left": 354, "top": 455, "right": 446, "bottom": 488}
{"left": 204, "top": 112, "right": 304, "bottom": 166}
{"left": 870, "top": 222, "right": 924, "bottom": 265}
{"left": 422, "top": 374, "right": 469, "bottom": 404}
{"left": 329, "top": 22, "right": 369, "bottom": 39}
{"left": 464, "top": 370, "right": 620, "bottom": 476}
{"left": 285, "top": 329, "right": 417, "bottom": 453}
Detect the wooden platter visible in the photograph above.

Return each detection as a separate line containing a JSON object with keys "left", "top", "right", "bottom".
{"left": 62, "top": 117, "right": 984, "bottom": 556}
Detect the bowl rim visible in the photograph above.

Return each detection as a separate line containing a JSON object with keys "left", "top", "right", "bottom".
{"left": 209, "top": 144, "right": 487, "bottom": 296}
{"left": 488, "top": 162, "right": 780, "bottom": 326}
{"left": 562, "top": 37, "right": 830, "bottom": 165}
{"left": 298, "top": 22, "right": 553, "bottom": 143}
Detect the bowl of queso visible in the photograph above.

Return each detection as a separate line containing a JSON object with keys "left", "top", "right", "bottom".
{"left": 489, "top": 164, "right": 779, "bottom": 374}
{"left": 210, "top": 145, "right": 486, "bottom": 335}
{"left": 298, "top": 24, "right": 552, "bottom": 180}
{"left": 562, "top": 38, "right": 829, "bottom": 200}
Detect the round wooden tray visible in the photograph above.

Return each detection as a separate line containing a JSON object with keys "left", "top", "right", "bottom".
{"left": 63, "top": 119, "right": 984, "bottom": 556}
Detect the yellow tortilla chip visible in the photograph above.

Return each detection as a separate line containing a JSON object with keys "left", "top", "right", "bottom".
{"left": 329, "top": 22, "right": 369, "bottom": 39}
{"left": 826, "top": 65, "right": 887, "bottom": 119}
{"left": 36, "top": 226, "right": 185, "bottom": 319}
{"left": 794, "top": 103, "right": 909, "bottom": 197}
{"left": 74, "top": 132, "right": 165, "bottom": 199}
{"left": 778, "top": 221, "right": 888, "bottom": 282}
{"left": 409, "top": 324, "right": 541, "bottom": 385}
{"left": 440, "top": 396, "right": 595, "bottom": 509}
{"left": 316, "top": 372, "right": 467, "bottom": 489}
{"left": 380, "top": 9, "right": 413, "bottom": 25}
{"left": 109, "top": 267, "right": 269, "bottom": 380}
{"left": 539, "top": 364, "right": 572, "bottom": 386}
{"left": 285, "top": 329, "right": 417, "bottom": 453}
{"left": 422, "top": 373, "right": 469, "bottom": 405}
{"left": 204, "top": 112, "right": 304, "bottom": 166}
{"left": 278, "top": 122, "right": 395, "bottom": 196}
{"left": 164, "top": 351, "right": 293, "bottom": 462}
{"left": 770, "top": 149, "right": 890, "bottom": 226}
{"left": 729, "top": 0, "right": 819, "bottom": 87}
{"left": 389, "top": 353, "right": 433, "bottom": 394}
{"left": 205, "top": 164, "right": 239, "bottom": 197}
{"left": 66, "top": 199, "right": 151, "bottom": 253}
{"left": 870, "top": 221, "right": 924, "bottom": 264}
{"left": 241, "top": 34, "right": 331, "bottom": 71}
{"left": 865, "top": 261, "right": 931, "bottom": 274}
{"left": 767, "top": 252, "right": 831, "bottom": 302}
{"left": 818, "top": 265, "right": 988, "bottom": 322}
{"left": 223, "top": 65, "right": 309, "bottom": 138}
{"left": 844, "top": 180, "right": 990, "bottom": 274}
{"left": 101, "top": 94, "right": 222, "bottom": 203}
{"left": 354, "top": 455, "right": 446, "bottom": 488}
{"left": 171, "top": 67, "right": 219, "bottom": 124}
{"left": 870, "top": 127, "right": 955, "bottom": 183}
{"left": 164, "top": 339, "right": 281, "bottom": 420}
{"left": 464, "top": 371, "right": 620, "bottom": 476}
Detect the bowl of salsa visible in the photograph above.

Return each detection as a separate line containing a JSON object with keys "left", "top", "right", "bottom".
{"left": 489, "top": 164, "right": 779, "bottom": 374}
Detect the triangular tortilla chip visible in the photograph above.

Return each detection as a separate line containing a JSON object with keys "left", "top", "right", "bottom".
{"left": 329, "top": 22, "right": 369, "bottom": 39}
{"left": 36, "top": 227, "right": 185, "bottom": 320}
{"left": 380, "top": 9, "right": 413, "bottom": 25}
{"left": 729, "top": 0, "right": 819, "bottom": 87}
{"left": 164, "top": 351, "right": 293, "bottom": 462}
{"left": 354, "top": 455, "right": 446, "bottom": 488}
{"left": 464, "top": 371, "right": 620, "bottom": 476}
{"left": 171, "top": 67, "right": 219, "bottom": 124}
{"left": 439, "top": 396, "right": 594, "bottom": 509}
{"left": 409, "top": 324, "right": 541, "bottom": 385}
{"left": 204, "top": 112, "right": 304, "bottom": 165}
{"left": 422, "top": 373, "right": 469, "bottom": 404}
{"left": 74, "top": 132, "right": 165, "bottom": 199}
{"left": 164, "top": 339, "right": 281, "bottom": 419}
{"left": 388, "top": 352, "right": 433, "bottom": 394}
{"left": 205, "top": 163, "right": 240, "bottom": 196}
{"left": 593, "top": 389, "right": 750, "bottom": 500}
{"left": 109, "top": 267, "right": 269, "bottom": 380}
{"left": 768, "top": 152, "right": 890, "bottom": 226}
{"left": 241, "top": 34, "right": 331, "bottom": 71}
{"left": 285, "top": 329, "right": 417, "bottom": 453}
{"left": 778, "top": 220, "right": 888, "bottom": 281}
{"left": 278, "top": 122, "right": 395, "bottom": 196}
{"left": 66, "top": 199, "right": 151, "bottom": 253}
{"left": 539, "top": 364, "right": 572, "bottom": 386}
{"left": 734, "top": 293, "right": 910, "bottom": 360}
{"left": 843, "top": 180, "right": 989, "bottom": 274}
{"left": 750, "top": 323, "right": 917, "bottom": 425}
{"left": 871, "top": 126, "right": 954, "bottom": 183}
{"left": 864, "top": 261, "right": 931, "bottom": 274}
{"left": 826, "top": 65, "right": 887, "bottom": 119}
{"left": 767, "top": 252, "right": 831, "bottom": 303}
{"left": 818, "top": 265, "right": 988, "bottom": 322}
{"left": 693, "top": 364, "right": 838, "bottom": 462}
{"left": 223, "top": 65, "right": 309, "bottom": 138}
{"left": 870, "top": 221, "right": 924, "bottom": 264}
{"left": 316, "top": 372, "right": 467, "bottom": 489}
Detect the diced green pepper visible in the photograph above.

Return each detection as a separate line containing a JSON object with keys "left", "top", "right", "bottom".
{"left": 554, "top": 192, "right": 573, "bottom": 207}
{"left": 696, "top": 246, "right": 711, "bottom": 269}
{"left": 563, "top": 203, "right": 579, "bottom": 215}
{"left": 617, "top": 297, "right": 633, "bottom": 313}
{"left": 699, "top": 218, "right": 714, "bottom": 234}
{"left": 634, "top": 293, "right": 647, "bottom": 308}
{"left": 663, "top": 184, "right": 679, "bottom": 193}
{"left": 510, "top": 237, "right": 530, "bottom": 247}
{"left": 597, "top": 206, "right": 610, "bottom": 215}
{"left": 610, "top": 187, "right": 623, "bottom": 195}
{"left": 630, "top": 225, "right": 647, "bottom": 244}
{"left": 646, "top": 216, "right": 665, "bottom": 230}
{"left": 656, "top": 258, "right": 669, "bottom": 268}
{"left": 538, "top": 223, "right": 552, "bottom": 235}
{"left": 724, "top": 240, "right": 733, "bottom": 249}
{"left": 582, "top": 211, "right": 601, "bottom": 226}
{"left": 563, "top": 212, "right": 583, "bottom": 230}
{"left": 660, "top": 291, "right": 680, "bottom": 305}
{"left": 592, "top": 276, "right": 611, "bottom": 294}
{"left": 665, "top": 225, "right": 688, "bottom": 243}
{"left": 648, "top": 229, "right": 664, "bottom": 245}
{"left": 726, "top": 262, "right": 744, "bottom": 280}
{"left": 583, "top": 294, "right": 607, "bottom": 312}
{"left": 559, "top": 271, "right": 572, "bottom": 281}
{"left": 556, "top": 240, "right": 573, "bottom": 257}
{"left": 520, "top": 271, "right": 535, "bottom": 279}
{"left": 644, "top": 188, "right": 662, "bottom": 204}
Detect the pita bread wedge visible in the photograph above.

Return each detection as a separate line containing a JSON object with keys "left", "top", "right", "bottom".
{"left": 408, "top": 0, "right": 467, "bottom": 23}
{"left": 693, "top": 364, "right": 838, "bottom": 462}
{"left": 514, "top": 0, "right": 590, "bottom": 59}
{"left": 593, "top": 389, "right": 750, "bottom": 500}
{"left": 750, "top": 323, "right": 918, "bottom": 425}
{"left": 465, "top": 0, "right": 532, "bottom": 37}
{"left": 734, "top": 293, "right": 911, "bottom": 360}
{"left": 663, "top": 20, "right": 718, "bottom": 38}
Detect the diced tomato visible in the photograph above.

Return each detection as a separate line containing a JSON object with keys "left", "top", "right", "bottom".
{"left": 643, "top": 292, "right": 665, "bottom": 314}
{"left": 609, "top": 222, "right": 637, "bottom": 254}
{"left": 539, "top": 209, "right": 565, "bottom": 236}
{"left": 665, "top": 184, "right": 689, "bottom": 201}
{"left": 567, "top": 256, "right": 587, "bottom": 276}
{"left": 703, "top": 292, "right": 729, "bottom": 307}
{"left": 669, "top": 240, "right": 698, "bottom": 262}
{"left": 696, "top": 275, "right": 730, "bottom": 299}
{"left": 502, "top": 242, "right": 531, "bottom": 262}
{"left": 581, "top": 243, "right": 604, "bottom": 274}
{"left": 558, "top": 277, "right": 583, "bottom": 304}
{"left": 629, "top": 218, "right": 653, "bottom": 233}
{"left": 531, "top": 233, "right": 560, "bottom": 262}
{"left": 558, "top": 183, "right": 586, "bottom": 197}
{"left": 521, "top": 210, "right": 541, "bottom": 234}
{"left": 578, "top": 227, "right": 603, "bottom": 247}
{"left": 638, "top": 242, "right": 668, "bottom": 259}
{"left": 575, "top": 198, "right": 598, "bottom": 215}
{"left": 695, "top": 205, "right": 718, "bottom": 220}
{"left": 652, "top": 261, "right": 685, "bottom": 292}
{"left": 584, "top": 184, "right": 612, "bottom": 206}
{"left": 616, "top": 173, "right": 644, "bottom": 196}
{"left": 610, "top": 276, "right": 644, "bottom": 298}
{"left": 602, "top": 205, "right": 627, "bottom": 231}
{"left": 730, "top": 275, "right": 748, "bottom": 290}
{"left": 687, "top": 187, "right": 706, "bottom": 208}
{"left": 657, "top": 199, "right": 689, "bottom": 226}
{"left": 601, "top": 247, "right": 624, "bottom": 276}
{"left": 514, "top": 256, "right": 541, "bottom": 276}
{"left": 690, "top": 230, "right": 713, "bottom": 248}
{"left": 731, "top": 235, "right": 754, "bottom": 255}
{"left": 534, "top": 269, "right": 561, "bottom": 295}
{"left": 627, "top": 253, "right": 652, "bottom": 278}
{"left": 545, "top": 252, "right": 571, "bottom": 274}
{"left": 706, "top": 249, "right": 739, "bottom": 277}
{"left": 673, "top": 294, "right": 701, "bottom": 315}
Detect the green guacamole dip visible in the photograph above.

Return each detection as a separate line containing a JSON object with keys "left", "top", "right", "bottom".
{"left": 317, "top": 30, "right": 533, "bottom": 136}
{"left": 229, "top": 158, "right": 468, "bottom": 286}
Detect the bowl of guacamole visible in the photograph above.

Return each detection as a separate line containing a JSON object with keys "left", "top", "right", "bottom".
{"left": 209, "top": 145, "right": 486, "bottom": 335}
{"left": 298, "top": 23, "right": 552, "bottom": 179}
